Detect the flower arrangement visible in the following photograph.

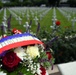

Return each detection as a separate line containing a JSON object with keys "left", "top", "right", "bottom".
{"left": 0, "top": 28, "right": 54, "bottom": 75}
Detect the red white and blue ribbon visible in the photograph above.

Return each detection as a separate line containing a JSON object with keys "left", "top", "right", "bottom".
{"left": 0, "top": 33, "right": 44, "bottom": 54}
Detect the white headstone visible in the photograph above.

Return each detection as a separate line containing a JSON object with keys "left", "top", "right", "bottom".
{"left": 26, "top": 13, "right": 30, "bottom": 20}
{"left": 50, "top": 10, "right": 57, "bottom": 30}
{"left": 52, "top": 17, "right": 57, "bottom": 26}
{"left": 18, "top": 17, "right": 22, "bottom": 25}
{"left": 22, "top": 12, "right": 25, "bottom": 18}
{"left": 16, "top": 16, "right": 22, "bottom": 25}
{"left": 3, "top": 17, "right": 7, "bottom": 23}
{"left": 31, "top": 12, "right": 34, "bottom": 18}
{"left": 53, "top": 8, "right": 56, "bottom": 17}
{"left": 35, "top": 11, "right": 38, "bottom": 16}
{"left": 67, "top": 14, "right": 71, "bottom": 21}
{"left": 23, "top": 22, "right": 31, "bottom": 32}
{"left": 71, "top": 17, "right": 76, "bottom": 27}
{"left": 39, "top": 14, "right": 43, "bottom": 20}
{"left": 4, "top": 8, "right": 7, "bottom": 18}
{"left": 34, "top": 16, "right": 39, "bottom": 25}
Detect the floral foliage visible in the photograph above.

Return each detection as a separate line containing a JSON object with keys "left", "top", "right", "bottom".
{"left": 0, "top": 29, "right": 54, "bottom": 75}
{"left": 2, "top": 51, "right": 21, "bottom": 72}
{"left": 38, "top": 26, "right": 76, "bottom": 64}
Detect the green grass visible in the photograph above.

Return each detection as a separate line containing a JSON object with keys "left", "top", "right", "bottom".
{"left": 56, "top": 8, "right": 72, "bottom": 31}
{"left": 0, "top": 10, "right": 4, "bottom": 23}
{"left": 40, "top": 8, "right": 53, "bottom": 32}
{"left": 0, "top": 7, "right": 75, "bottom": 35}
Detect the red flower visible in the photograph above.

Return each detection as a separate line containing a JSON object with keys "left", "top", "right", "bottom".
{"left": 46, "top": 52, "right": 52, "bottom": 60}
{"left": 40, "top": 65, "right": 46, "bottom": 75}
{"left": 56, "top": 20, "right": 61, "bottom": 26}
{"left": 12, "top": 28, "right": 22, "bottom": 34}
{"left": 2, "top": 51, "right": 21, "bottom": 72}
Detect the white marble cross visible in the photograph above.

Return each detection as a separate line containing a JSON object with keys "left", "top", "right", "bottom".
{"left": 31, "top": 12, "right": 34, "bottom": 18}
{"left": 53, "top": 8, "right": 56, "bottom": 17}
{"left": 50, "top": 7, "right": 57, "bottom": 28}
{"left": 50, "top": 9, "right": 57, "bottom": 30}
{"left": 67, "top": 14, "right": 71, "bottom": 21}
{"left": 2, "top": 16, "right": 7, "bottom": 23}
{"left": 50, "top": 17, "right": 57, "bottom": 29}
{"left": 18, "top": 17, "right": 22, "bottom": 25}
{"left": 16, "top": 16, "right": 22, "bottom": 25}
{"left": 71, "top": 17, "right": 76, "bottom": 27}
{"left": 22, "top": 12, "right": 25, "bottom": 18}
{"left": 35, "top": 11, "right": 38, "bottom": 16}
{"left": 16, "top": 16, "right": 18, "bottom": 20}
{"left": 39, "top": 14, "right": 43, "bottom": 20}
{"left": 4, "top": 8, "right": 7, "bottom": 18}
{"left": 34, "top": 16, "right": 39, "bottom": 25}
{"left": 72, "top": 12, "right": 75, "bottom": 16}
{"left": 2, "top": 8, "right": 7, "bottom": 23}
{"left": 26, "top": 13, "right": 30, "bottom": 20}
{"left": 23, "top": 22, "right": 31, "bottom": 32}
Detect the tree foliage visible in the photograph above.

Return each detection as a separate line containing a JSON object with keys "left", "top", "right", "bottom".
{"left": 1, "top": 0, "right": 61, "bottom": 7}
{"left": 0, "top": 1, "right": 3, "bottom": 9}
{"left": 48, "top": 0, "right": 61, "bottom": 7}
{"left": 67, "top": 0, "right": 76, "bottom": 7}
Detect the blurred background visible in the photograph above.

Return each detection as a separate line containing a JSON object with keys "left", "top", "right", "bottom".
{"left": 0, "top": 0, "right": 76, "bottom": 9}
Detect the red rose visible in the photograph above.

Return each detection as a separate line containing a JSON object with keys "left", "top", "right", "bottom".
{"left": 56, "top": 20, "right": 61, "bottom": 26}
{"left": 46, "top": 52, "right": 52, "bottom": 60}
{"left": 40, "top": 65, "right": 46, "bottom": 75}
{"left": 2, "top": 51, "right": 21, "bottom": 72}
{"left": 12, "top": 28, "right": 22, "bottom": 34}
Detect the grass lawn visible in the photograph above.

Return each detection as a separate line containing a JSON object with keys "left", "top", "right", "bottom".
{"left": 0, "top": 7, "right": 75, "bottom": 35}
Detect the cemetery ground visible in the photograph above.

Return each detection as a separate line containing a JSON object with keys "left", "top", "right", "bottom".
{"left": 0, "top": 7, "right": 76, "bottom": 63}
{"left": 0, "top": 7, "right": 74, "bottom": 34}
{"left": 0, "top": 7, "right": 76, "bottom": 75}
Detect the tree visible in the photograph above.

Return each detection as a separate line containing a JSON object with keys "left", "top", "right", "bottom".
{"left": 0, "top": 1, "right": 3, "bottom": 9}
{"left": 48, "top": 0, "right": 56, "bottom": 7}
{"left": 40, "top": 0, "right": 48, "bottom": 6}
{"left": 67, "top": 0, "right": 76, "bottom": 7}
{"left": 24, "top": 0, "right": 48, "bottom": 6}
{"left": 31, "top": 0, "right": 43, "bottom": 6}
{"left": 48, "top": 0, "right": 61, "bottom": 7}
{"left": 56, "top": 0, "right": 61, "bottom": 6}
{"left": 23, "top": 0, "right": 32, "bottom": 6}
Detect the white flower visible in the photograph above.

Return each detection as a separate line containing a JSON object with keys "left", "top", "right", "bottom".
{"left": 69, "top": 35, "right": 72, "bottom": 38}
{"left": 36, "top": 63, "right": 41, "bottom": 75}
{"left": 46, "top": 70, "right": 49, "bottom": 75}
{"left": 65, "top": 36, "right": 68, "bottom": 39}
{"left": 42, "top": 38, "right": 47, "bottom": 41}
{"left": 14, "top": 47, "right": 26, "bottom": 60}
{"left": 50, "top": 48, "right": 53, "bottom": 53}
{"left": 36, "top": 63, "right": 49, "bottom": 75}
{"left": 0, "top": 64, "right": 2, "bottom": 67}
{"left": 0, "top": 71, "right": 7, "bottom": 75}
{"left": 27, "top": 69, "right": 29, "bottom": 71}
{"left": 26, "top": 45, "right": 40, "bottom": 58}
